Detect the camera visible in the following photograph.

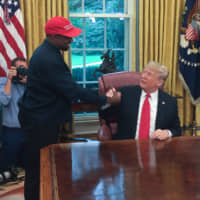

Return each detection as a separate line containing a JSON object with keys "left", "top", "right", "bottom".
{"left": 13, "top": 65, "right": 28, "bottom": 81}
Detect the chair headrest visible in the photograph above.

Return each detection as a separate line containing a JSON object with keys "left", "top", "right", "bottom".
{"left": 98, "top": 71, "right": 142, "bottom": 94}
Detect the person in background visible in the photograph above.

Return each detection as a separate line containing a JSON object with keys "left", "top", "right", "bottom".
{"left": 0, "top": 57, "right": 28, "bottom": 185}
{"left": 102, "top": 61, "right": 181, "bottom": 140}
{"left": 18, "top": 16, "right": 121, "bottom": 200}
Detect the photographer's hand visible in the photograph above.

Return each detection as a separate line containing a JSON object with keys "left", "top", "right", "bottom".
{"left": 7, "top": 66, "right": 17, "bottom": 80}
{"left": 4, "top": 66, "right": 17, "bottom": 94}
{"left": 19, "top": 75, "right": 27, "bottom": 84}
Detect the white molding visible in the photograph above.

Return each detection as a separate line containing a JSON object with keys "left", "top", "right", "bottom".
{"left": 74, "top": 115, "right": 100, "bottom": 135}
{"left": 69, "top": 13, "right": 131, "bottom": 18}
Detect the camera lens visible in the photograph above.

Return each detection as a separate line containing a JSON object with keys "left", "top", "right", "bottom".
{"left": 17, "top": 65, "right": 27, "bottom": 77}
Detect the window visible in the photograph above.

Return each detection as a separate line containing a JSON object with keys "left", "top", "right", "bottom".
{"left": 69, "top": 0, "right": 132, "bottom": 89}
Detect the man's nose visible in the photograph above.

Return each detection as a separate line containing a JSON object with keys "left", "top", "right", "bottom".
{"left": 142, "top": 72, "right": 146, "bottom": 78}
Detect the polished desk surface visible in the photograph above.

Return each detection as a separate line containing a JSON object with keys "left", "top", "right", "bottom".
{"left": 40, "top": 136, "right": 200, "bottom": 200}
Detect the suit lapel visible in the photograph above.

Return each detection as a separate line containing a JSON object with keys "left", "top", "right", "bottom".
{"left": 134, "top": 86, "right": 142, "bottom": 119}
{"left": 155, "top": 90, "right": 166, "bottom": 129}
{"left": 130, "top": 87, "right": 141, "bottom": 137}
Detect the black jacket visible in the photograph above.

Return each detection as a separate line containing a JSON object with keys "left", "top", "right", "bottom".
{"left": 18, "top": 39, "right": 107, "bottom": 130}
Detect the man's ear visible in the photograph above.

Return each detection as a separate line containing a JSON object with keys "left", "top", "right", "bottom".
{"left": 158, "top": 79, "right": 164, "bottom": 89}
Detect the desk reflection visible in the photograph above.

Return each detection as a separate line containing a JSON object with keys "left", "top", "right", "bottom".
{"left": 57, "top": 142, "right": 127, "bottom": 200}
{"left": 41, "top": 136, "right": 200, "bottom": 200}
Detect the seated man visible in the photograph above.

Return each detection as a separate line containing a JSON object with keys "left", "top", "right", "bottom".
{"left": 102, "top": 61, "right": 181, "bottom": 140}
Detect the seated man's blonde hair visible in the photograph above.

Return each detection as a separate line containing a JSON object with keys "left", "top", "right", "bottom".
{"left": 145, "top": 61, "right": 169, "bottom": 82}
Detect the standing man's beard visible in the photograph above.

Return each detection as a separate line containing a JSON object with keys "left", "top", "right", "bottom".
{"left": 59, "top": 43, "right": 70, "bottom": 51}
{"left": 61, "top": 47, "right": 68, "bottom": 51}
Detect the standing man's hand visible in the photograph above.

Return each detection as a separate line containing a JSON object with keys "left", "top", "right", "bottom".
{"left": 106, "top": 88, "right": 121, "bottom": 104}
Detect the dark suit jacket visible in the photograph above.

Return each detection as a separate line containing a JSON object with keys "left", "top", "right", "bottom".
{"left": 103, "top": 85, "right": 181, "bottom": 140}
{"left": 18, "top": 39, "right": 107, "bottom": 130}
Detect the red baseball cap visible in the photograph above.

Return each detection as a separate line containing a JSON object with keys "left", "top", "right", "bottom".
{"left": 45, "top": 16, "right": 82, "bottom": 38}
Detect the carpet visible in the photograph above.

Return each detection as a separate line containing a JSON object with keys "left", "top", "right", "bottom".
{"left": 0, "top": 170, "right": 24, "bottom": 200}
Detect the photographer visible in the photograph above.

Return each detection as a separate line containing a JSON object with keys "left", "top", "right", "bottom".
{"left": 0, "top": 57, "right": 28, "bottom": 185}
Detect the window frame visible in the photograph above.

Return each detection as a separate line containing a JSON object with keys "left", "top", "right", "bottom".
{"left": 69, "top": 0, "right": 134, "bottom": 119}
{"left": 69, "top": 0, "right": 134, "bottom": 85}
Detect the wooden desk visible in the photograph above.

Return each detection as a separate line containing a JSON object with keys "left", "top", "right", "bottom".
{"left": 72, "top": 103, "right": 98, "bottom": 112}
{"left": 40, "top": 136, "right": 200, "bottom": 200}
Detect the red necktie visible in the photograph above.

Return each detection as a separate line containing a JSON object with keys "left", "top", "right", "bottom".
{"left": 139, "top": 93, "right": 151, "bottom": 139}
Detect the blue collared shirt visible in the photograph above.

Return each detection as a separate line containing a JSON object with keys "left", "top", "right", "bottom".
{"left": 0, "top": 77, "right": 25, "bottom": 128}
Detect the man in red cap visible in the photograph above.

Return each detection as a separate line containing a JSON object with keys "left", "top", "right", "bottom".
{"left": 18, "top": 16, "right": 121, "bottom": 200}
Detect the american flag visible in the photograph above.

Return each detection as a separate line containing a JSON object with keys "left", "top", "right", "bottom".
{"left": 0, "top": 0, "right": 26, "bottom": 77}
{"left": 185, "top": 24, "right": 196, "bottom": 40}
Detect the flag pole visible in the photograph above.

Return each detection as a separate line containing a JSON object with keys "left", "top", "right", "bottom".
{"left": 192, "top": 105, "right": 197, "bottom": 136}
